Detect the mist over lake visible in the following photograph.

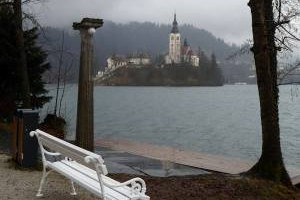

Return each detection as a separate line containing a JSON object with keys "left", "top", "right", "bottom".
{"left": 41, "top": 85, "right": 300, "bottom": 168}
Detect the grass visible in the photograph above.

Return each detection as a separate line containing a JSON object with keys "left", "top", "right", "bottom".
{"left": 110, "top": 173, "right": 300, "bottom": 200}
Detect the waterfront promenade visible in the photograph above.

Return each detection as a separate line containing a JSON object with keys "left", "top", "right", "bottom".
{"left": 95, "top": 138, "right": 300, "bottom": 185}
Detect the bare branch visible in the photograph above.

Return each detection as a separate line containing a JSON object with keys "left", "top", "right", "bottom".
{"left": 22, "top": 12, "right": 49, "bottom": 41}
{"left": 278, "top": 62, "right": 300, "bottom": 84}
{"left": 274, "top": 36, "right": 293, "bottom": 51}
{"left": 274, "top": 20, "right": 290, "bottom": 27}
{"left": 278, "top": 81, "right": 300, "bottom": 85}
{"left": 226, "top": 40, "right": 252, "bottom": 60}
{"left": 279, "top": 24, "right": 300, "bottom": 41}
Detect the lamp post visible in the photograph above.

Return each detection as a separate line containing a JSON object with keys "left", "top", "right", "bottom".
{"left": 73, "top": 18, "right": 103, "bottom": 151}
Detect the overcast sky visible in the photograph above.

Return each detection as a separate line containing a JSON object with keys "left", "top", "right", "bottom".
{"left": 30, "top": 0, "right": 252, "bottom": 45}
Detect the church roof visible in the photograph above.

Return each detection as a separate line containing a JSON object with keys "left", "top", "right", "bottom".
{"left": 181, "top": 45, "right": 193, "bottom": 56}
{"left": 183, "top": 38, "right": 189, "bottom": 47}
{"left": 171, "top": 13, "right": 179, "bottom": 33}
{"left": 109, "top": 55, "right": 127, "bottom": 62}
{"left": 127, "top": 52, "right": 150, "bottom": 59}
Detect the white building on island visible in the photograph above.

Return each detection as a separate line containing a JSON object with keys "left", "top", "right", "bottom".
{"left": 99, "top": 53, "right": 152, "bottom": 76}
{"left": 107, "top": 55, "right": 127, "bottom": 70}
{"left": 128, "top": 53, "right": 151, "bottom": 66}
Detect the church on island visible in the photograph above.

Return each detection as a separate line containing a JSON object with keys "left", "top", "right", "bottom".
{"left": 164, "top": 14, "right": 200, "bottom": 67}
{"left": 96, "top": 14, "right": 201, "bottom": 79}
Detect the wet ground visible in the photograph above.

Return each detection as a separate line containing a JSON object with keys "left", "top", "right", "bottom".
{"left": 0, "top": 129, "right": 207, "bottom": 177}
{"left": 95, "top": 146, "right": 208, "bottom": 177}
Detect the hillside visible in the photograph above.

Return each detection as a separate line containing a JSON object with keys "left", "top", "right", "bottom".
{"left": 39, "top": 21, "right": 252, "bottom": 82}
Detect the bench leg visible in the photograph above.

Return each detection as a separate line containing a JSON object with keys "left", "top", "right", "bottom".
{"left": 70, "top": 180, "right": 77, "bottom": 196}
{"left": 36, "top": 168, "right": 51, "bottom": 197}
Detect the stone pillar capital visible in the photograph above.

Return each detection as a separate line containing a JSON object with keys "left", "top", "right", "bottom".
{"left": 73, "top": 18, "right": 103, "bottom": 31}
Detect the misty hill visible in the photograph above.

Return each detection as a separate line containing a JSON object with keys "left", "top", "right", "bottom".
{"left": 39, "top": 21, "right": 251, "bottom": 82}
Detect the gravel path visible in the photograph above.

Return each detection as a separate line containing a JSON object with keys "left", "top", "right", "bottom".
{"left": 0, "top": 154, "right": 99, "bottom": 200}
{"left": 1, "top": 153, "right": 300, "bottom": 200}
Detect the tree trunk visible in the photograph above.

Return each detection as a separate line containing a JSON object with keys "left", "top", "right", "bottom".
{"left": 246, "top": 0, "right": 292, "bottom": 186}
{"left": 13, "top": 0, "right": 31, "bottom": 108}
{"left": 54, "top": 31, "right": 64, "bottom": 116}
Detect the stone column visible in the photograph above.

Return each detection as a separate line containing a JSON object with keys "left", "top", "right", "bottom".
{"left": 73, "top": 18, "right": 103, "bottom": 151}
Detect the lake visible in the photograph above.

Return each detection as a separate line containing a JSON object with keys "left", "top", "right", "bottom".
{"left": 41, "top": 85, "right": 300, "bottom": 168}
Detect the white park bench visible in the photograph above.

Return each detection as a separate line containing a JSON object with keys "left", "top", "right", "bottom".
{"left": 30, "top": 129, "right": 150, "bottom": 200}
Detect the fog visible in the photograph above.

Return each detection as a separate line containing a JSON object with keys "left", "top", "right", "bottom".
{"left": 29, "top": 0, "right": 251, "bottom": 44}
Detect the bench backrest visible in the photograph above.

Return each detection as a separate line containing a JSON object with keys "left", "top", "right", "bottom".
{"left": 31, "top": 129, "right": 108, "bottom": 175}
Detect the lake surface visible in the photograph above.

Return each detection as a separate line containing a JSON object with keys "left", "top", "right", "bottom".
{"left": 42, "top": 85, "right": 300, "bottom": 168}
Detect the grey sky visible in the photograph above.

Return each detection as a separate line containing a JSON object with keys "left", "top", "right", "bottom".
{"left": 31, "top": 0, "right": 252, "bottom": 44}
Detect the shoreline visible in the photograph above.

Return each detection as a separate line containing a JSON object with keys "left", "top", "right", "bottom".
{"left": 94, "top": 138, "right": 300, "bottom": 185}
{"left": 1, "top": 128, "right": 300, "bottom": 199}
{"left": 0, "top": 153, "right": 299, "bottom": 200}
{"left": 2, "top": 128, "right": 300, "bottom": 184}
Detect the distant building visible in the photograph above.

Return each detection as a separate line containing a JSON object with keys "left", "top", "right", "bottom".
{"left": 96, "top": 71, "right": 104, "bottom": 78}
{"left": 102, "top": 52, "right": 152, "bottom": 75}
{"left": 107, "top": 55, "right": 127, "bottom": 70}
{"left": 165, "top": 13, "right": 181, "bottom": 64}
{"left": 165, "top": 14, "right": 199, "bottom": 67}
{"left": 127, "top": 53, "right": 151, "bottom": 66}
{"left": 191, "top": 55, "right": 200, "bottom": 67}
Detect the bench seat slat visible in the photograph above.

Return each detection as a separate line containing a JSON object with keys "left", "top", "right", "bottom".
{"left": 60, "top": 160, "right": 133, "bottom": 197}
{"left": 48, "top": 161, "right": 130, "bottom": 200}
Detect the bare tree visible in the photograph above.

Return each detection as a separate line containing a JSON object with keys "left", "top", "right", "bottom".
{"left": 278, "top": 61, "right": 300, "bottom": 85}
{"left": 58, "top": 59, "right": 73, "bottom": 116}
{"left": 245, "top": 0, "right": 300, "bottom": 186}
{"left": 54, "top": 31, "right": 64, "bottom": 116}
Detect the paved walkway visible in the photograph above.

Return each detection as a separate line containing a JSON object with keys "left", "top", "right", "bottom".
{"left": 95, "top": 138, "right": 300, "bottom": 185}
{"left": 96, "top": 147, "right": 207, "bottom": 177}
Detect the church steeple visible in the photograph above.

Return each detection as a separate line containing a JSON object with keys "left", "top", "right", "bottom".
{"left": 171, "top": 13, "right": 179, "bottom": 33}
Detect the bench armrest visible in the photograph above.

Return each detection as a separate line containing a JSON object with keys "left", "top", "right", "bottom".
{"left": 84, "top": 155, "right": 108, "bottom": 175}
{"left": 43, "top": 149, "right": 61, "bottom": 157}
{"left": 103, "top": 177, "right": 147, "bottom": 195}
{"left": 30, "top": 131, "right": 61, "bottom": 160}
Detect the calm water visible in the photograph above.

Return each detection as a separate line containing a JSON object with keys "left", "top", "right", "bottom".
{"left": 42, "top": 85, "right": 300, "bottom": 168}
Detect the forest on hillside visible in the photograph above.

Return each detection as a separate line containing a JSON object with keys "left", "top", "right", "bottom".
{"left": 39, "top": 21, "right": 252, "bottom": 83}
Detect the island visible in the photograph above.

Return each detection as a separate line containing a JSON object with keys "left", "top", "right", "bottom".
{"left": 95, "top": 14, "right": 224, "bottom": 87}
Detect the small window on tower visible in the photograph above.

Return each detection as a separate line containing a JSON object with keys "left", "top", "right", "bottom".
{"left": 177, "top": 36, "right": 179, "bottom": 40}
{"left": 171, "top": 36, "right": 174, "bottom": 40}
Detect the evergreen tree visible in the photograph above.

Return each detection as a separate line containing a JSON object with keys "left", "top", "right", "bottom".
{"left": 197, "top": 47, "right": 209, "bottom": 82}
{"left": 210, "top": 53, "right": 224, "bottom": 85}
{"left": 0, "top": 5, "right": 16, "bottom": 118}
{"left": 25, "top": 28, "right": 51, "bottom": 108}
{"left": 198, "top": 47, "right": 210, "bottom": 68}
{"left": 0, "top": 5, "right": 51, "bottom": 119}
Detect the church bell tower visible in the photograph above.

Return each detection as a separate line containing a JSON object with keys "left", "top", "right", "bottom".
{"left": 168, "top": 13, "right": 181, "bottom": 64}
